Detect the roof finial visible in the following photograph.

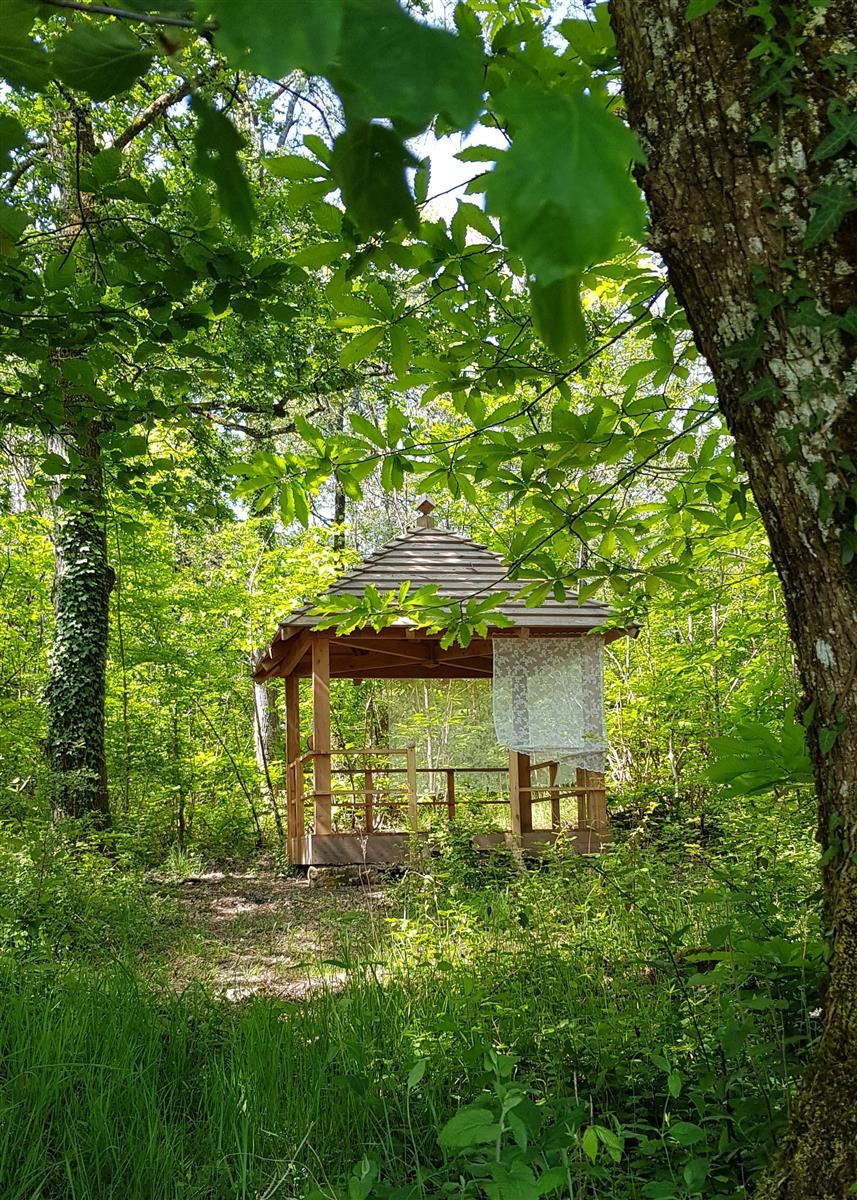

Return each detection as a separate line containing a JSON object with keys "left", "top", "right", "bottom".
{"left": 415, "top": 496, "right": 436, "bottom": 529}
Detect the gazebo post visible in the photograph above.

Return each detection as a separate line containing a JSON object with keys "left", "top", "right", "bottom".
{"left": 284, "top": 673, "right": 301, "bottom": 860}
{"left": 312, "top": 635, "right": 332, "bottom": 836}
{"left": 517, "top": 752, "right": 533, "bottom": 834}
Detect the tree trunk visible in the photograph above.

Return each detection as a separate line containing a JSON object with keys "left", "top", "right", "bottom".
{"left": 252, "top": 664, "right": 286, "bottom": 841}
{"left": 610, "top": 1, "right": 857, "bottom": 1194}
{"left": 253, "top": 675, "right": 283, "bottom": 778}
{"left": 45, "top": 416, "right": 113, "bottom": 827}
{"left": 44, "top": 105, "right": 113, "bottom": 827}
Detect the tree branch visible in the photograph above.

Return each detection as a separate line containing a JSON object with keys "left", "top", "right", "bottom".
{"left": 113, "top": 75, "right": 206, "bottom": 151}
{"left": 3, "top": 143, "right": 47, "bottom": 193}
{"left": 39, "top": 0, "right": 209, "bottom": 30}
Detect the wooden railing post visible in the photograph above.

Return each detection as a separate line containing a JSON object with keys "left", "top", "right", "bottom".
{"left": 446, "top": 769, "right": 456, "bottom": 822}
{"left": 576, "top": 767, "right": 589, "bottom": 827}
{"left": 590, "top": 772, "right": 608, "bottom": 831}
{"left": 312, "top": 636, "right": 332, "bottom": 836}
{"left": 364, "top": 767, "right": 374, "bottom": 833}
{"left": 284, "top": 673, "right": 300, "bottom": 861}
{"left": 575, "top": 768, "right": 608, "bottom": 831}
{"left": 406, "top": 744, "right": 418, "bottom": 834}
{"left": 548, "top": 761, "right": 560, "bottom": 831}
{"left": 509, "top": 750, "right": 522, "bottom": 841}
{"left": 510, "top": 752, "right": 533, "bottom": 834}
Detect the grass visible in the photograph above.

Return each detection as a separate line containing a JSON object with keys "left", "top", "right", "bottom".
{"left": 0, "top": 814, "right": 822, "bottom": 1200}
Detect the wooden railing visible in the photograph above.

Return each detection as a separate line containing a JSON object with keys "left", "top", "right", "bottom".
{"left": 286, "top": 746, "right": 607, "bottom": 844}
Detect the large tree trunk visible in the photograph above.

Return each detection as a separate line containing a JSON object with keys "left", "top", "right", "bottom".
{"left": 610, "top": 1, "right": 856, "bottom": 1194}
{"left": 44, "top": 106, "right": 113, "bottom": 827}
{"left": 45, "top": 416, "right": 113, "bottom": 826}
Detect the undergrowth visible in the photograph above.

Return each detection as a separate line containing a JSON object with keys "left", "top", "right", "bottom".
{"left": 0, "top": 805, "right": 820, "bottom": 1199}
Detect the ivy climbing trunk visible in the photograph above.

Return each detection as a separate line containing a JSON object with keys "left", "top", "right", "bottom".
{"left": 44, "top": 105, "right": 112, "bottom": 828}
{"left": 610, "top": 1, "right": 856, "bottom": 1195}
{"left": 45, "top": 414, "right": 113, "bottom": 827}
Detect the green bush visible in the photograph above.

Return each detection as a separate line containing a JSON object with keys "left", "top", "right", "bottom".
{"left": 0, "top": 825, "right": 181, "bottom": 957}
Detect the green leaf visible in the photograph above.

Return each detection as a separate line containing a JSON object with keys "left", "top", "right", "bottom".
{"left": 455, "top": 144, "right": 501, "bottom": 163}
{"left": 291, "top": 242, "right": 348, "bottom": 268}
{"left": 0, "top": 114, "right": 25, "bottom": 163}
{"left": 333, "top": 0, "right": 483, "bottom": 128}
{"left": 349, "top": 412, "right": 386, "bottom": 448}
{"left": 804, "top": 180, "right": 857, "bottom": 248}
{"left": 340, "top": 327, "right": 384, "bottom": 368}
{"left": 414, "top": 157, "right": 430, "bottom": 205}
{"left": 813, "top": 101, "right": 857, "bottom": 161}
{"left": 209, "top": 0, "right": 343, "bottom": 76}
{"left": 264, "top": 154, "right": 328, "bottom": 181}
{"left": 484, "top": 88, "right": 645, "bottom": 286}
{"left": 0, "top": 0, "right": 49, "bottom": 89}
{"left": 685, "top": 0, "right": 722, "bottom": 18}
{"left": 581, "top": 1125, "right": 599, "bottom": 1162}
{"left": 386, "top": 404, "right": 407, "bottom": 445}
{"left": 557, "top": 5, "right": 616, "bottom": 68}
{"left": 641, "top": 1183, "right": 678, "bottom": 1200}
{"left": 89, "top": 147, "right": 123, "bottom": 186}
{"left": 406, "top": 1059, "right": 426, "bottom": 1090}
{"left": 331, "top": 122, "right": 417, "bottom": 236}
{"left": 669, "top": 1121, "right": 705, "bottom": 1147}
{"left": 41, "top": 453, "right": 70, "bottom": 476}
{"left": 192, "top": 98, "right": 255, "bottom": 235}
{"left": 438, "top": 1106, "right": 498, "bottom": 1149}
{"left": 667, "top": 1070, "right": 683, "bottom": 1098}
{"left": 0, "top": 201, "right": 27, "bottom": 246}
{"left": 530, "top": 273, "right": 588, "bottom": 355}
{"left": 390, "top": 324, "right": 410, "bottom": 377}
{"left": 52, "top": 22, "right": 154, "bottom": 101}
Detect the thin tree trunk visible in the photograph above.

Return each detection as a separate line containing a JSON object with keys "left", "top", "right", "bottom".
{"left": 611, "top": 2, "right": 857, "bottom": 1194}
{"left": 333, "top": 396, "right": 348, "bottom": 551}
{"left": 252, "top": 667, "right": 285, "bottom": 841}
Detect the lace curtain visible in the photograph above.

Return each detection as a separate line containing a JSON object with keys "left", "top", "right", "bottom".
{"left": 492, "top": 635, "right": 606, "bottom": 773}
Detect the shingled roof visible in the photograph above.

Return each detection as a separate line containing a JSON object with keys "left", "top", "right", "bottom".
{"left": 278, "top": 501, "right": 610, "bottom": 632}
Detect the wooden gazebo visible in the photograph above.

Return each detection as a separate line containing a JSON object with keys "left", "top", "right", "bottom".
{"left": 254, "top": 502, "right": 627, "bottom": 865}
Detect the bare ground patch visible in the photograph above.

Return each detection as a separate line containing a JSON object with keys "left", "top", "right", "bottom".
{"left": 148, "top": 870, "right": 396, "bottom": 1002}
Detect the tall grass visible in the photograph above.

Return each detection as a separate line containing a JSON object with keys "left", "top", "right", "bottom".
{"left": 0, "top": 830, "right": 821, "bottom": 1199}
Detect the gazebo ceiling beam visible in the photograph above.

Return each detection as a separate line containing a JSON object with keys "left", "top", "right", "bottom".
{"left": 341, "top": 639, "right": 436, "bottom": 663}
{"left": 335, "top": 659, "right": 494, "bottom": 680}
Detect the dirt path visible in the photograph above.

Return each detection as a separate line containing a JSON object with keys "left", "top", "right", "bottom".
{"left": 149, "top": 870, "right": 395, "bottom": 1001}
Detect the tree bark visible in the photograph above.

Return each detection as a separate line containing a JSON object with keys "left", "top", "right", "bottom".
{"left": 252, "top": 661, "right": 286, "bottom": 841}
{"left": 45, "top": 415, "right": 113, "bottom": 826}
{"left": 610, "top": 1, "right": 857, "bottom": 1195}
{"left": 44, "top": 106, "right": 113, "bottom": 827}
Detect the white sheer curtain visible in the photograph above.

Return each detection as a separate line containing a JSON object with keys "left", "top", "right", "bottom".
{"left": 492, "top": 635, "right": 606, "bottom": 772}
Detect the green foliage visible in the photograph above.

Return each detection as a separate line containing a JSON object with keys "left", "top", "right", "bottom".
{"left": 484, "top": 88, "right": 645, "bottom": 286}
{"left": 330, "top": 122, "right": 418, "bottom": 236}
{"left": 51, "top": 21, "right": 154, "bottom": 101}
{"left": 709, "top": 714, "right": 814, "bottom": 797}
{"left": 529, "top": 273, "right": 588, "bottom": 355}
{"left": 192, "top": 96, "right": 255, "bottom": 234}
{"left": 804, "top": 177, "right": 857, "bottom": 248}
{"left": 208, "top": 0, "right": 344, "bottom": 77}
{"left": 313, "top": 584, "right": 513, "bottom": 647}
{"left": 0, "top": 826, "right": 178, "bottom": 956}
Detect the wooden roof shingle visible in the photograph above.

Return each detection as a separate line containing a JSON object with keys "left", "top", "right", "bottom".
{"left": 278, "top": 513, "right": 610, "bottom": 632}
